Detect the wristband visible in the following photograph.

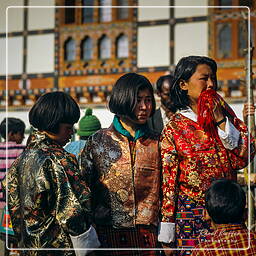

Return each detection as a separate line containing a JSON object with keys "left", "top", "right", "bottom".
{"left": 216, "top": 117, "right": 226, "bottom": 126}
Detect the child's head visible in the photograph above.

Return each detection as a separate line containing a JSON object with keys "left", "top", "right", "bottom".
{"left": 109, "top": 73, "right": 156, "bottom": 123}
{"left": 29, "top": 91, "right": 80, "bottom": 134}
{"left": 205, "top": 179, "right": 246, "bottom": 225}
{"left": 0, "top": 117, "right": 25, "bottom": 143}
{"left": 77, "top": 108, "right": 101, "bottom": 140}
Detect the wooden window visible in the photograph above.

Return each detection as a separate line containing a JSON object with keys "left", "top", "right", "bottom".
{"left": 99, "top": 0, "right": 112, "bottom": 22}
{"left": 81, "top": 37, "right": 93, "bottom": 60}
{"left": 239, "top": 0, "right": 253, "bottom": 8}
{"left": 212, "top": 0, "right": 256, "bottom": 60}
{"left": 116, "top": 34, "right": 128, "bottom": 58}
{"left": 99, "top": 35, "right": 111, "bottom": 59}
{"left": 219, "top": 0, "right": 232, "bottom": 5}
{"left": 64, "top": 0, "right": 75, "bottom": 24}
{"left": 116, "top": 0, "right": 129, "bottom": 20}
{"left": 82, "top": 0, "right": 94, "bottom": 23}
{"left": 216, "top": 23, "right": 232, "bottom": 59}
{"left": 64, "top": 38, "right": 76, "bottom": 61}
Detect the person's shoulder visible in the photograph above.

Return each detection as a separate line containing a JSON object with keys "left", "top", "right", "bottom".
{"left": 146, "top": 128, "right": 161, "bottom": 139}
{"left": 163, "top": 113, "right": 185, "bottom": 129}
{"left": 65, "top": 141, "right": 80, "bottom": 150}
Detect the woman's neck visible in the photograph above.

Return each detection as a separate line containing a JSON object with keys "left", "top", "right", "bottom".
{"left": 190, "top": 103, "right": 198, "bottom": 115}
{"left": 119, "top": 117, "right": 136, "bottom": 137}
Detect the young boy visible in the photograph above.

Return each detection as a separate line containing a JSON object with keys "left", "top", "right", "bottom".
{"left": 191, "top": 179, "right": 256, "bottom": 255}
{"left": 65, "top": 107, "right": 101, "bottom": 159}
{"left": 0, "top": 118, "right": 25, "bottom": 207}
{"left": 0, "top": 117, "right": 25, "bottom": 255}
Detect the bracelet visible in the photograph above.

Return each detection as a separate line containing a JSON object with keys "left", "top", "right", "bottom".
{"left": 216, "top": 117, "right": 226, "bottom": 126}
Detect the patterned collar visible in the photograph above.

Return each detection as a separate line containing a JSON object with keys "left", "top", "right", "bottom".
{"left": 113, "top": 115, "right": 147, "bottom": 141}
{"left": 27, "top": 131, "right": 63, "bottom": 150}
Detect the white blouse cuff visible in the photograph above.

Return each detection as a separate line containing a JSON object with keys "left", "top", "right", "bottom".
{"left": 69, "top": 225, "right": 101, "bottom": 256}
{"left": 218, "top": 117, "right": 240, "bottom": 150}
{"left": 158, "top": 222, "right": 175, "bottom": 243}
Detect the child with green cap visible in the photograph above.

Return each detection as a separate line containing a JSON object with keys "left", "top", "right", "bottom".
{"left": 65, "top": 108, "right": 101, "bottom": 158}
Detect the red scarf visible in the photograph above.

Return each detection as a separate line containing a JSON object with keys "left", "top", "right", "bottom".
{"left": 197, "top": 89, "right": 237, "bottom": 139}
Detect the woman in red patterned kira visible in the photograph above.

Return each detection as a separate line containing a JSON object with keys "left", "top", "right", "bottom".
{"left": 158, "top": 56, "right": 255, "bottom": 256}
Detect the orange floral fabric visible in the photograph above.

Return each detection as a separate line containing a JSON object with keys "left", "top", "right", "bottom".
{"left": 160, "top": 113, "right": 255, "bottom": 223}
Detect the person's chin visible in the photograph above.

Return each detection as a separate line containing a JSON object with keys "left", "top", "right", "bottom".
{"left": 137, "top": 119, "right": 147, "bottom": 125}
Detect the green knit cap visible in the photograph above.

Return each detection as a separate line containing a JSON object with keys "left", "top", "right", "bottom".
{"left": 77, "top": 108, "right": 101, "bottom": 137}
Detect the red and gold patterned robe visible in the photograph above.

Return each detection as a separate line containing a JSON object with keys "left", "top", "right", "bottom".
{"left": 161, "top": 112, "right": 254, "bottom": 223}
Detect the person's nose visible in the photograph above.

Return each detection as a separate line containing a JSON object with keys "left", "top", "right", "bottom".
{"left": 207, "top": 78, "right": 215, "bottom": 90}
{"left": 139, "top": 100, "right": 147, "bottom": 109}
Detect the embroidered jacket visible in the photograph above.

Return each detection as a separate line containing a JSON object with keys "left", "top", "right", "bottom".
{"left": 3, "top": 132, "right": 91, "bottom": 255}
{"left": 161, "top": 113, "right": 254, "bottom": 223}
{"left": 80, "top": 123, "right": 161, "bottom": 228}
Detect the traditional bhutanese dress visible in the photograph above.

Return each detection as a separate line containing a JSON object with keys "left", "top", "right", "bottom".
{"left": 3, "top": 131, "right": 92, "bottom": 256}
{"left": 80, "top": 116, "right": 162, "bottom": 255}
{"left": 158, "top": 108, "right": 255, "bottom": 256}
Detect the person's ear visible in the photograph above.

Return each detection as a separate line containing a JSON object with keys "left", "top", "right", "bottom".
{"left": 179, "top": 80, "right": 188, "bottom": 91}
{"left": 7, "top": 131, "right": 14, "bottom": 141}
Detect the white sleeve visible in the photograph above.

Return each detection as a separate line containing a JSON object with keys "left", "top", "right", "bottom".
{"left": 218, "top": 117, "right": 240, "bottom": 150}
{"left": 158, "top": 222, "right": 176, "bottom": 243}
{"left": 69, "top": 225, "right": 101, "bottom": 256}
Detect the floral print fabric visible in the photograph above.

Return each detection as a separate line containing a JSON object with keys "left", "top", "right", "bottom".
{"left": 161, "top": 113, "right": 255, "bottom": 223}
{"left": 3, "top": 131, "right": 91, "bottom": 255}
{"left": 80, "top": 124, "right": 161, "bottom": 228}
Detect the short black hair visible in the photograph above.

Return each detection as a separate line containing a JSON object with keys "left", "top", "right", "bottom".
{"left": 156, "top": 74, "right": 174, "bottom": 93}
{"left": 205, "top": 179, "right": 246, "bottom": 224}
{"left": 0, "top": 118, "right": 25, "bottom": 139}
{"left": 169, "top": 56, "right": 218, "bottom": 113}
{"left": 109, "top": 73, "right": 156, "bottom": 119}
{"left": 29, "top": 91, "right": 80, "bottom": 134}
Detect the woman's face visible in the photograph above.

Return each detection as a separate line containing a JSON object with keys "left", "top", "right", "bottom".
{"left": 133, "top": 88, "right": 153, "bottom": 125}
{"left": 180, "top": 64, "right": 216, "bottom": 104}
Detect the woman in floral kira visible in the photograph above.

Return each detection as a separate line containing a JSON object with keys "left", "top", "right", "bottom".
{"left": 4, "top": 91, "right": 100, "bottom": 256}
{"left": 80, "top": 73, "right": 162, "bottom": 255}
{"left": 158, "top": 56, "right": 255, "bottom": 255}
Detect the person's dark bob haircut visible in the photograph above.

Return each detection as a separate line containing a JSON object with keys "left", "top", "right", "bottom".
{"left": 156, "top": 74, "right": 174, "bottom": 93}
{"left": 169, "top": 56, "right": 218, "bottom": 113}
{"left": 109, "top": 73, "right": 156, "bottom": 119}
{"left": 0, "top": 117, "right": 25, "bottom": 139}
{"left": 205, "top": 179, "right": 246, "bottom": 225}
{"left": 29, "top": 91, "right": 80, "bottom": 134}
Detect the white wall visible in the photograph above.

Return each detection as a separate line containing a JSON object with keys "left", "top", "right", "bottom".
{"left": 0, "top": 1, "right": 24, "bottom": 33}
{"left": 2, "top": 102, "right": 245, "bottom": 144}
{"left": 28, "top": 0, "right": 55, "bottom": 30}
{"left": 174, "top": 0, "right": 208, "bottom": 18}
{"left": 7, "top": 36, "right": 24, "bottom": 75}
{"left": 138, "top": 25, "right": 170, "bottom": 67}
{"left": 138, "top": 0, "right": 170, "bottom": 21}
{"left": 2, "top": 107, "right": 114, "bottom": 143}
{"left": 0, "top": 39, "right": 6, "bottom": 75}
{"left": 174, "top": 22, "right": 208, "bottom": 64}
{"left": 26, "top": 34, "right": 55, "bottom": 73}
